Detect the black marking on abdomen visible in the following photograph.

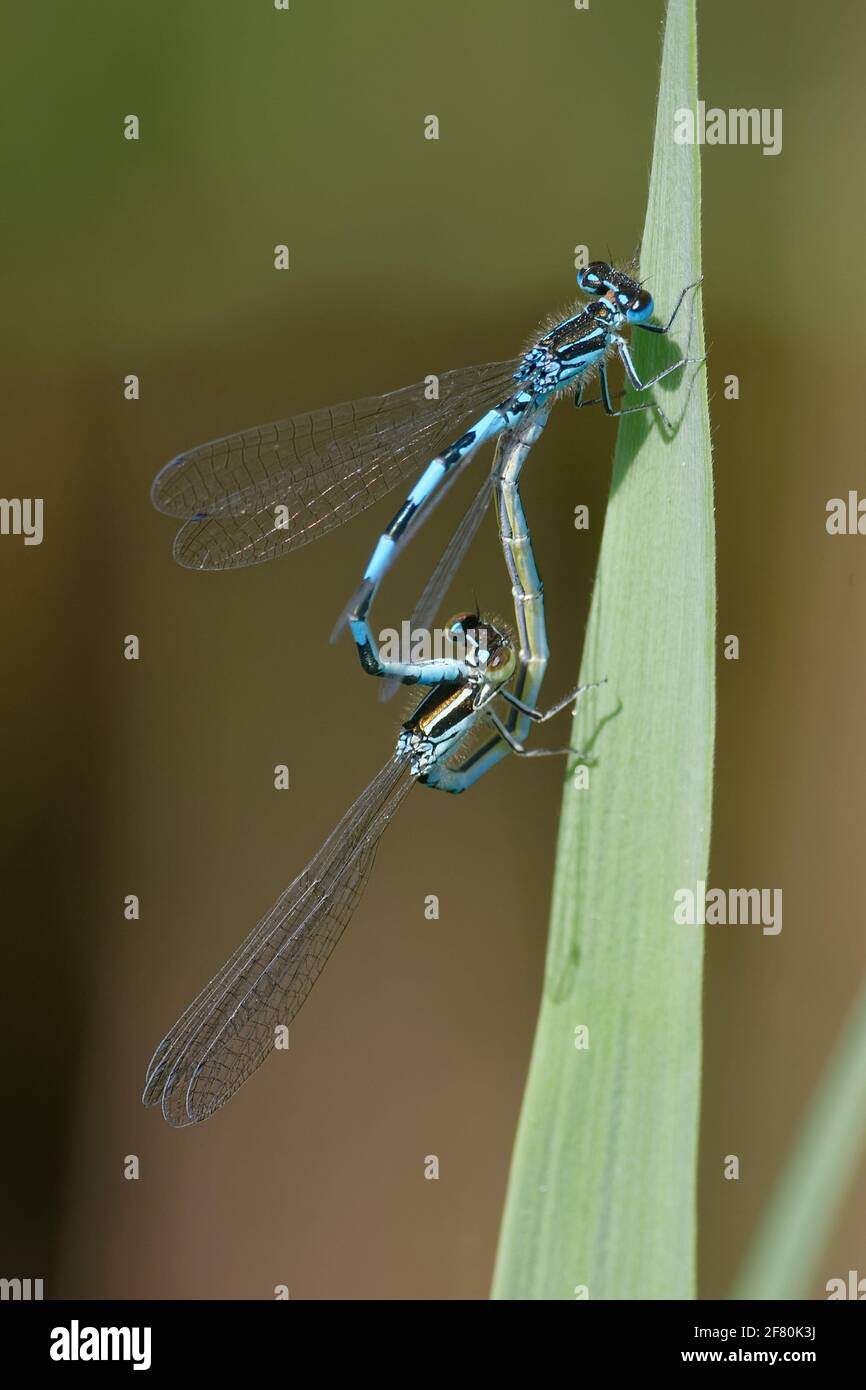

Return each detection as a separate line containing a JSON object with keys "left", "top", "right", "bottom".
{"left": 357, "top": 639, "right": 382, "bottom": 676}
{"left": 349, "top": 577, "right": 375, "bottom": 621}
{"left": 442, "top": 429, "right": 476, "bottom": 466}
{"left": 387, "top": 498, "right": 419, "bottom": 541}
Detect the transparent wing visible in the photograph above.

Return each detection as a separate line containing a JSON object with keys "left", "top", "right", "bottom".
{"left": 154, "top": 358, "right": 521, "bottom": 569}
{"left": 143, "top": 755, "right": 414, "bottom": 1127}
{"left": 379, "top": 468, "right": 496, "bottom": 702}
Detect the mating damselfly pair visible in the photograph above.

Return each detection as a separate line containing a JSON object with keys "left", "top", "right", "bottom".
{"left": 144, "top": 262, "right": 701, "bottom": 1125}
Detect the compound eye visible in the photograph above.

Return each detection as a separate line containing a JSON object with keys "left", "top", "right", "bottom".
{"left": 447, "top": 611, "right": 477, "bottom": 634}
{"left": 628, "top": 289, "right": 654, "bottom": 322}
{"left": 487, "top": 644, "right": 511, "bottom": 671}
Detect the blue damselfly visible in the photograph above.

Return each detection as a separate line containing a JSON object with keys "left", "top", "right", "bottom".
{"left": 144, "top": 410, "right": 602, "bottom": 1125}
{"left": 152, "top": 263, "right": 701, "bottom": 678}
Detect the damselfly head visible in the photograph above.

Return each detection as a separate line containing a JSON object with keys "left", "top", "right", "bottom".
{"left": 578, "top": 261, "right": 654, "bottom": 323}
{"left": 447, "top": 613, "right": 514, "bottom": 680}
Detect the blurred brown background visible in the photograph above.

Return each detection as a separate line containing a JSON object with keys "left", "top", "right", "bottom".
{"left": 1, "top": 0, "right": 864, "bottom": 1299}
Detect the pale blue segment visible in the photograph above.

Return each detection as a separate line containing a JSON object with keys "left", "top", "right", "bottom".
{"left": 401, "top": 658, "right": 466, "bottom": 685}
{"left": 363, "top": 534, "right": 396, "bottom": 583}
{"left": 473, "top": 407, "right": 508, "bottom": 440}
{"left": 408, "top": 407, "right": 505, "bottom": 507}
{"left": 408, "top": 459, "right": 446, "bottom": 505}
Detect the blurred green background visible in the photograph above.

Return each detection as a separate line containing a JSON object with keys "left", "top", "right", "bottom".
{"left": 2, "top": 0, "right": 864, "bottom": 1299}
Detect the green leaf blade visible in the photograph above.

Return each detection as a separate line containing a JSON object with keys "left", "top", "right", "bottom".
{"left": 492, "top": 0, "right": 713, "bottom": 1301}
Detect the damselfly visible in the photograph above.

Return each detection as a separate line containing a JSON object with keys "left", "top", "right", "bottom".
{"left": 144, "top": 409, "right": 602, "bottom": 1125}
{"left": 152, "top": 262, "right": 701, "bottom": 680}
